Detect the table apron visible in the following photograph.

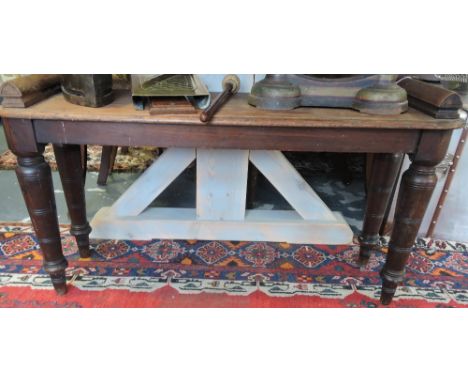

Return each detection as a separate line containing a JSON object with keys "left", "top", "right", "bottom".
{"left": 33, "top": 119, "right": 421, "bottom": 153}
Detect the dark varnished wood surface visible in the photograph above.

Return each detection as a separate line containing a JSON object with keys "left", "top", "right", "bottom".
{"left": 33, "top": 120, "right": 421, "bottom": 153}
{"left": 0, "top": 91, "right": 464, "bottom": 130}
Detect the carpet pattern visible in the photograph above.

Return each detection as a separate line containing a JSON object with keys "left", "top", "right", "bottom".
{"left": 0, "top": 224, "right": 466, "bottom": 308}
{"left": 0, "top": 145, "right": 159, "bottom": 172}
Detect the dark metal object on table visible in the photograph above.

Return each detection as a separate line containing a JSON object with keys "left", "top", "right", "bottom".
{"left": 131, "top": 74, "right": 210, "bottom": 111}
{"left": 200, "top": 75, "right": 240, "bottom": 122}
{"left": 249, "top": 74, "right": 408, "bottom": 115}
{"left": 399, "top": 78, "right": 462, "bottom": 118}
{"left": 61, "top": 74, "right": 114, "bottom": 108}
{"left": 0, "top": 75, "right": 61, "bottom": 108}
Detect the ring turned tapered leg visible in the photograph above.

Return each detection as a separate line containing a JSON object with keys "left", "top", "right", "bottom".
{"left": 16, "top": 149, "right": 68, "bottom": 294}
{"left": 380, "top": 130, "right": 452, "bottom": 305}
{"left": 53, "top": 144, "right": 92, "bottom": 259}
{"left": 380, "top": 162, "right": 438, "bottom": 304}
{"left": 359, "top": 153, "right": 403, "bottom": 264}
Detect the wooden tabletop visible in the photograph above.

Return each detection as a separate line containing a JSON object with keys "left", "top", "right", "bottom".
{"left": 1, "top": 91, "right": 465, "bottom": 130}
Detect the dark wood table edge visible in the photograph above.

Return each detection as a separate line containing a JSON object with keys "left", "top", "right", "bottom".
{"left": 32, "top": 119, "right": 422, "bottom": 153}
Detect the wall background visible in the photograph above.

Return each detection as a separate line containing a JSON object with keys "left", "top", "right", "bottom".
{"left": 199, "top": 74, "right": 265, "bottom": 93}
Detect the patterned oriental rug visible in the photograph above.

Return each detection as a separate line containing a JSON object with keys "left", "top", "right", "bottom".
{"left": 0, "top": 224, "right": 467, "bottom": 308}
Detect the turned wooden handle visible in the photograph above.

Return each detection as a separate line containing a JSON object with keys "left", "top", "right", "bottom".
{"left": 200, "top": 75, "right": 240, "bottom": 123}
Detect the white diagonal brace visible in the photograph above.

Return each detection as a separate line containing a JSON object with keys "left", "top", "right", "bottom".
{"left": 110, "top": 147, "right": 196, "bottom": 217}
{"left": 249, "top": 150, "right": 336, "bottom": 221}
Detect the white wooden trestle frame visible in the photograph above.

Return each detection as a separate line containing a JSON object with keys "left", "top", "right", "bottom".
{"left": 90, "top": 148, "right": 353, "bottom": 244}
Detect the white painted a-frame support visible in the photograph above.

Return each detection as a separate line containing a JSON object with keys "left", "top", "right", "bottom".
{"left": 196, "top": 149, "right": 249, "bottom": 221}
{"left": 110, "top": 148, "right": 196, "bottom": 217}
{"left": 91, "top": 149, "right": 353, "bottom": 244}
{"left": 249, "top": 150, "right": 336, "bottom": 221}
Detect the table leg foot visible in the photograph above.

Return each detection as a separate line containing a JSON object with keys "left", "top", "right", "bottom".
{"left": 44, "top": 254, "right": 68, "bottom": 294}
{"left": 71, "top": 224, "right": 92, "bottom": 258}
{"left": 49, "top": 270, "right": 68, "bottom": 295}
{"left": 380, "top": 287, "right": 395, "bottom": 305}
{"left": 358, "top": 235, "right": 379, "bottom": 265}
{"left": 380, "top": 268, "right": 404, "bottom": 305}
